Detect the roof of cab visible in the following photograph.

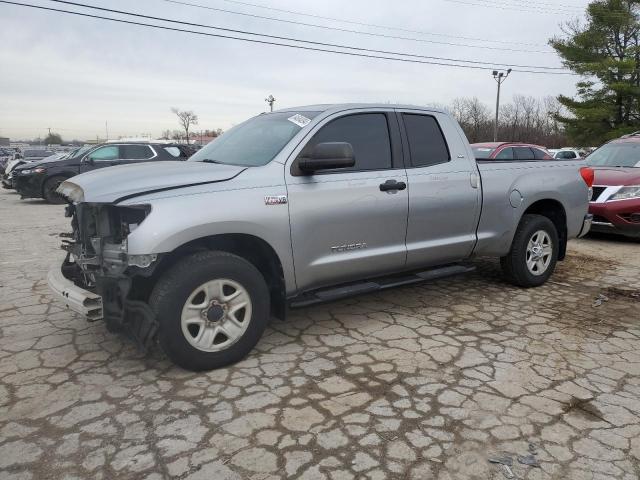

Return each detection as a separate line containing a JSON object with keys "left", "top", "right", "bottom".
{"left": 273, "top": 103, "right": 448, "bottom": 115}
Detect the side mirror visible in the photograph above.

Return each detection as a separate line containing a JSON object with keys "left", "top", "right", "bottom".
{"left": 83, "top": 156, "right": 94, "bottom": 165}
{"left": 298, "top": 142, "right": 355, "bottom": 173}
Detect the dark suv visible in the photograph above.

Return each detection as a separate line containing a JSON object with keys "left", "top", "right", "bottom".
{"left": 14, "top": 142, "right": 191, "bottom": 203}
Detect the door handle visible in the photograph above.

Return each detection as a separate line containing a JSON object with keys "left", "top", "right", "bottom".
{"left": 379, "top": 179, "right": 407, "bottom": 192}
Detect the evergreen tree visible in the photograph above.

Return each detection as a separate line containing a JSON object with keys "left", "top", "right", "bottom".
{"left": 550, "top": 0, "right": 640, "bottom": 144}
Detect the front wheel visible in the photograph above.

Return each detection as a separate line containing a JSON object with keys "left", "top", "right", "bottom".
{"left": 150, "top": 251, "right": 270, "bottom": 371}
{"left": 42, "top": 176, "right": 68, "bottom": 204}
{"left": 501, "top": 214, "right": 559, "bottom": 288}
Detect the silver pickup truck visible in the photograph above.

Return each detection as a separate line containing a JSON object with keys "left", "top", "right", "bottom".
{"left": 49, "top": 104, "right": 594, "bottom": 371}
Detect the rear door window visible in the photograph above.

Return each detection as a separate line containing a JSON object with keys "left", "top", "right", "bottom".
{"left": 495, "top": 147, "right": 514, "bottom": 160}
{"left": 532, "top": 148, "right": 549, "bottom": 160}
{"left": 401, "top": 114, "right": 450, "bottom": 167}
{"left": 304, "top": 113, "right": 392, "bottom": 172}
{"left": 122, "top": 145, "right": 154, "bottom": 160}
{"left": 514, "top": 147, "right": 535, "bottom": 160}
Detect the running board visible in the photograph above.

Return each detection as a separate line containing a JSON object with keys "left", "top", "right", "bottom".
{"left": 289, "top": 264, "right": 475, "bottom": 308}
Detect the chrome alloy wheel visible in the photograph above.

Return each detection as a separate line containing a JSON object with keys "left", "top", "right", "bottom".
{"left": 526, "top": 230, "right": 553, "bottom": 276}
{"left": 180, "top": 278, "right": 252, "bottom": 352}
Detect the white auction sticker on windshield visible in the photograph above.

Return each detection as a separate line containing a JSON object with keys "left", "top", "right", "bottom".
{"left": 288, "top": 114, "right": 311, "bottom": 128}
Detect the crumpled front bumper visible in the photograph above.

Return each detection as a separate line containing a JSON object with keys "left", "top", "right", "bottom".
{"left": 15, "top": 174, "right": 45, "bottom": 199}
{"left": 47, "top": 254, "right": 103, "bottom": 321}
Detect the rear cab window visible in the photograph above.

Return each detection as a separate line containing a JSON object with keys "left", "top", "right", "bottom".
{"left": 402, "top": 114, "right": 450, "bottom": 167}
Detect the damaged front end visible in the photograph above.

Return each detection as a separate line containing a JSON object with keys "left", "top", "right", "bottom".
{"left": 53, "top": 201, "right": 160, "bottom": 350}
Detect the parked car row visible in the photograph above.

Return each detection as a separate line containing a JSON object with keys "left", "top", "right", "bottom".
{"left": 2, "top": 142, "right": 192, "bottom": 203}
{"left": 585, "top": 134, "right": 640, "bottom": 238}
{"left": 471, "top": 142, "right": 554, "bottom": 160}
{"left": 548, "top": 148, "right": 590, "bottom": 160}
{"left": 469, "top": 138, "right": 639, "bottom": 239}
{"left": 0, "top": 146, "right": 30, "bottom": 174}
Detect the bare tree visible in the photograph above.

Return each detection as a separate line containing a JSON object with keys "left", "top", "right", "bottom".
{"left": 171, "top": 108, "right": 198, "bottom": 144}
{"left": 451, "top": 97, "right": 492, "bottom": 143}
{"left": 452, "top": 95, "right": 569, "bottom": 147}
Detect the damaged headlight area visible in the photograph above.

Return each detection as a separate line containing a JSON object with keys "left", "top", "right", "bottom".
{"left": 63, "top": 202, "right": 154, "bottom": 285}
{"left": 60, "top": 202, "right": 159, "bottom": 348}
{"left": 57, "top": 180, "right": 85, "bottom": 203}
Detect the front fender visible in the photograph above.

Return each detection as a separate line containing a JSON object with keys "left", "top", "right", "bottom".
{"left": 124, "top": 187, "right": 296, "bottom": 293}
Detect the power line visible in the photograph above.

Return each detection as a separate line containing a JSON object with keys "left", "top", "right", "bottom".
{"left": 0, "top": 0, "right": 578, "bottom": 75}
{"left": 481, "top": 0, "right": 584, "bottom": 10}
{"left": 447, "top": 0, "right": 583, "bottom": 13}
{"left": 47, "top": 0, "right": 568, "bottom": 71}
{"left": 205, "top": 0, "right": 551, "bottom": 47}
{"left": 440, "top": 0, "right": 631, "bottom": 17}
{"left": 439, "top": 0, "right": 584, "bottom": 15}
{"left": 156, "top": 0, "right": 554, "bottom": 54}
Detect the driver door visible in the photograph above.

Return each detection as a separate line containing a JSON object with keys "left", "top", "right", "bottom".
{"left": 286, "top": 111, "right": 409, "bottom": 292}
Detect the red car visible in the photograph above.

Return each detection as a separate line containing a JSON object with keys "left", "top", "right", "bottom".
{"left": 471, "top": 142, "right": 554, "bottom": 161}
{"left": 586, "top": 135, "right": 640, "bottom": 239}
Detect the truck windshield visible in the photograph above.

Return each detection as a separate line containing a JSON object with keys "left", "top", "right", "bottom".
{"left": 587, "top": 142, "right": 640, "bottom": 168}
{"left": 472, "top": 147, "right": 496, "bottom": 159}
{"left": 189, "top": 111, "right": 320, "bottom": 167}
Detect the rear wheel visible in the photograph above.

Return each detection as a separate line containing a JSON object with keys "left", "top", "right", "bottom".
{"left": 501, "top": 214, "right": 559, "bottom": 288}
{"left": 150, "top": 251, "right": 270, "bottom": 371}
{"left": 42, "top": 176, "right": 68, "bottom": 204}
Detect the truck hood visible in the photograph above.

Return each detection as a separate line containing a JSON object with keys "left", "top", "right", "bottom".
{"left": 59, "top": 161, "right": 246, "bottom": 203}
{"left": 593, "top": 167, "right": 640, "bottom": 186}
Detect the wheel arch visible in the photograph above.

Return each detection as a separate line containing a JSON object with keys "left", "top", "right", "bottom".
{"left": 135, "top": 233, "right": 287, "bottom": 320}
{"left": 41, "top": 172, "right": 72, "bottom": 198}
{"left": 521, "top": 199, "right": 568, "bottom": 260}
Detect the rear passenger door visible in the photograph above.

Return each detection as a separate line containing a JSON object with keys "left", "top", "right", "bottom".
{"left": 398, "top": 110, "right": 481, "bottom": 269}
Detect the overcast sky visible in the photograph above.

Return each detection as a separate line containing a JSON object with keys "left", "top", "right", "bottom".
{"left": 0, "top": 0, "right": 590, "bottom": 140}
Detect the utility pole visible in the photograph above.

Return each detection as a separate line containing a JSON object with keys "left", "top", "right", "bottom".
{"left": 105, "top": 121, "right": 109, "bottom": 141}
{"left": 265, "top": 94, "right": 276, "bottom": 112}
{"left": 492, "top": 69, "right": 512, "bottom": 142}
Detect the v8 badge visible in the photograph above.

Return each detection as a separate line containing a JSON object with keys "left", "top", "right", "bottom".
{"left": 264, "top": 195, "right": 288, "bottom": 206}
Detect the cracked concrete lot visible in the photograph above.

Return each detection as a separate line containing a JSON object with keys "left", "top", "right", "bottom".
{"left": 1, "top": 189, "right": 639, "bottom": 480}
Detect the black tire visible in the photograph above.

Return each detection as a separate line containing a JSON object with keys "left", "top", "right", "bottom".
{"left": 42, "top": 176, "right": 68, "bottom": 204}
{"left": 149, "top": 251, "right": 270, "bottom": 371}
{"left": 500, "top": 214, "right": 559, "bottom": 288}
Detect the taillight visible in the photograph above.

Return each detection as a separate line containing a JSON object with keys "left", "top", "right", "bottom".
{"left": 580, "top": 167, "right": 595, "bottom": 188}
